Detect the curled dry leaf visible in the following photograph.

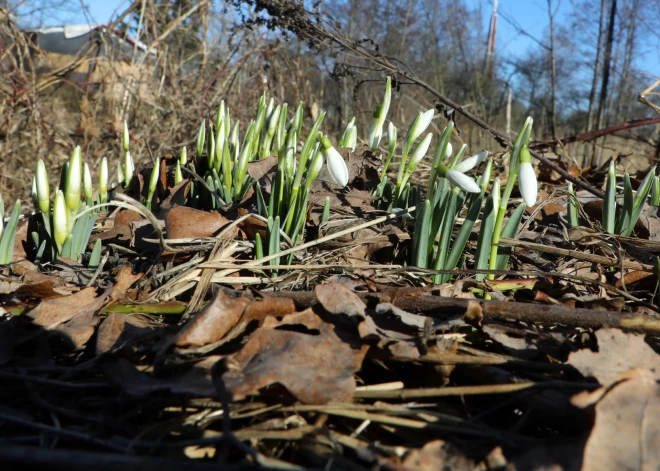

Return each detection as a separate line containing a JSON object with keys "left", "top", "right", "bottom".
{"left": 402, "top": 440, "right": 474, "bottom": 471}
{"left": 96, "top": 313, "right": 155, "bottom": 356}
{"left": 315, "top": 282, "right": 367, "bottom": 318}
{"left": 568, "top": 328, "right": 660, "bottom": 382}
{"left": 175, "top": 290, "right": 251, "bottom": 348}
{"left": 571, "top": 368, "right": 660, "bottom": 471}
{"left": 236, "top": 207, "right": 267, "bottom": 240}
{"left": 175, "top": 290, "right": 296, "bottom": 348}
{"left": 103, "top": 357, "right": 217, "bottom": 397}
{"left": 246, "top": 154, "right": 278, "bottom": 180}
{"left": 165, "top": 205, "right": 234, "bottom": 240}
{"left": 109, "top": 265, "right": 143, "bottom": 301}
{"left": 26, "top": 287, "right": 109, "bottom": 349}
{"left": 222, "top": 308, "right": 367, "bottom": 404}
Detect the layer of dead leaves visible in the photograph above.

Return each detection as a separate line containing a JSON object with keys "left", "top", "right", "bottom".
{"left": 3, "top": 153, "right": 660, "bottom": 470}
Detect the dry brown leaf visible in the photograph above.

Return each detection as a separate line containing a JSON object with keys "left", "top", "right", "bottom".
{"left": 157, "top": 178, "right": 191, "bottom": 214}
{"left": 103, "top": 357, "right": 217, "bottom": 397}
{"left": 247, "top": 154, "right": 278, "bottom": 180}
{"left": 96, "top": 313, "right": 155, "bottom": 355}
{"left": 14, "top": 280, "right": 61, "bottom": 299}
{"left": 222, "top": 308, "right": 367, "bottom": 404}
{"left": 236, "top": 208, "right": 267, "bottom": 240}
{"left": 27, "top": 287, "right": 107, "bottom": 329}
{"left": 315, "top": 282, "right": 367, "bottom": 317}
{"left": 568, "top": 328, "right": 660, "bottom": 382}
{"left": 25, "top": 287, "right": 109, "bottom": 349}
{"left": 109, "top": 265, "right": 143, "bottom": 301}
{"left": 615, "top": 270, "right": 657, "bottom": 289}
{"left": 175, "top": 290, "right": 251, "bottom": 348}
{"left": 91, "top": 209, "right": 143, "bottom": 242}
{"left": 165, "top": 206, "right": 234, "bottom": 239}
{"left": 401, "top": 440, "right": 474, "bottom": 471}
{"left": 571, "top": 368, "right": 660, "bottom": 471}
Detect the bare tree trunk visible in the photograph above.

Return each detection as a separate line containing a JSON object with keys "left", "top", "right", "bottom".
{"left": 613, "top": 0, "right": 638, "bottom": 122}
{"left": 590, "top": 0, "right": 617, "bottom": 168}
{"left": 584, "top": 0, "right": 607, "bottom": 165}
{"left": 547, "top": 0, "right": 558, "bottom": 139}
{"left": 506, "top": 86, "right": 512, "bottom": 136}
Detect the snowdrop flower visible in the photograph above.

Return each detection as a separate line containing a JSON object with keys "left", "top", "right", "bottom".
{"left": 122, "top": 120, "right": 130, "bottom": 153}
{"left": 405, "top": 133, "right": 433, "bottom": 174}
{"left": 53, "top": 190, "right": 68, "bottom": 253}
{"left": 406, "top": 109, "right": 435, "bottom": 147}
{"left": 99, "top": 157, "right": 108, "bottom": 204}
{"left": 345, "top": 125, "right": 357, "bottom": 152}
{"left": 446, "top": 169, "right": 481, "bottom": 193}
{"left": 454, "top": 150, "right": 488, "bottom": 173}
{"left": 83, "top": 163, "right": 93, "bottom": 204}
{"left": 308, "top": 149, "right": 324, "bottom": 184}
{"left": 518, "top": 144, "right": 537, "bottom": 207}
{"left": 65, "top": 146, "right": 82, "bottom": 213}
{"left": 388, "top": 122, "right": 397, "bottom": 156}
{"left": 445, "top": 142, "right": 453, "bottom": 159}
{"left": 339, "top": 118, "right": 357, "bottom": 151}
{"left": 368, "top": 77, "right": 391, "bottom": 150}
{"left": 320, "top": 135, "right": 349, "bottom": 187}
{"left": 124, "top": 150, "right": 135, "bottom": 185}
{"left": 35, "top": 159, "right": 50, "bottom": 214}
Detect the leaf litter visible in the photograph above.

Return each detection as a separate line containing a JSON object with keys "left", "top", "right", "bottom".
{"left": 4, "top": 134, "right": 660, "bottom": 471}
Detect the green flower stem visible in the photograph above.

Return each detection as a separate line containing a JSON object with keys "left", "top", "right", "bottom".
{"left": 488, "top": 172, "right": 517, "bottom": 280}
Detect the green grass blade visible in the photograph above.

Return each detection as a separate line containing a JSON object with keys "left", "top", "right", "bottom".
{"left": 603, "top": 161, "right": 616, "bottom": 234}
{"left": 615, "top": 173, "right": 633, "bottom": 235}
{"left": 88, "top": 239, "right": 102, "bottom": 269}
{"left": 496, "top": 202, "right": 526, "bottom": 270}
{"left": 0, "top": 200, "right": 21, "bottom": 265}
{"left": 412, "top": 199, "right": 432, "bottom": 269}
{"left": 567, "top": 182, "right": 578, "bottom": 227}
{"left": 433, "top": 190, "right": 459, "bottom": 283}
{"left": 445, "top": 192, "right": 484, "bottom": 278}
{"left": 475, "top": 192, "right": 497, "bottom": 281}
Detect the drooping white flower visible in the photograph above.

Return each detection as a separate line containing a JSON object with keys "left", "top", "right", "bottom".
{"left": 454, "top": 150, "right": 488, "bottom": 173}
{"left": 446, "top": 169, "right": 481, "bottom": 193}
{"left": 407, "top": 109, "right": 435, "bottom": 145}
{"left": 445, "top": 142, "right": 453, "bottom": 159}
{"left": 407, "top": 133, "right": 433, "bottom": 171}
{"left": 321, "top": 136, "right": 349, "bottom": 187}
{"left": 518, "top": 161, "right": 537, "bottom": 207}
{"left": 518, "top": 145, "right": 537, "bottom": 207}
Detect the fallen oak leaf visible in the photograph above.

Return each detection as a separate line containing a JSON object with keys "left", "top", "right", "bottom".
{"left": 96, "top": 313, "right": 157, "bottom": 356}
{"left": 109, "top": 265, "right": 143, "bottom": 301}
{"left": 222, "top": 308, "right": 367, "bottom": 404}
{"left": 571, "top": 368, "right": 660, "bottom": 471}
{"left": 174, "top": 290, "right": 296, "bottom": 348}
{"left": 165, "top": 206, "right": 235, "bottom": 240}
{"left": 23, "top": 287, "right": 111, "bottom": 349}
{"left": 568, "top": 328, "right": 660, "bottom": 382}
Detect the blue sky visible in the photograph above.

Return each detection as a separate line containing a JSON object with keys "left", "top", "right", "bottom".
{"left": 17, "top": 0, "right": 660, "bottom": 77}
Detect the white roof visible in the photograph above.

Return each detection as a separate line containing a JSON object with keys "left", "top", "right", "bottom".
{"left": 25, "top": 24, "right": 156, "bottom": 55}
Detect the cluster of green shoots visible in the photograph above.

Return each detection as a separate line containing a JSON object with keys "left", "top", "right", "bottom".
{"left": 4, "top": 76, "right": 657, "bottom": 279}
{"left": 29, "top": 148, "right": 105, "bottom": 265}
{"left": 172, "top": 94, "right": 351, "bottom": 271}
{"left": 367, "top": 78, "right": 538, "bottom": 282}
{"left": 568, "top": 161, "right": 656, "bottom": 236}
